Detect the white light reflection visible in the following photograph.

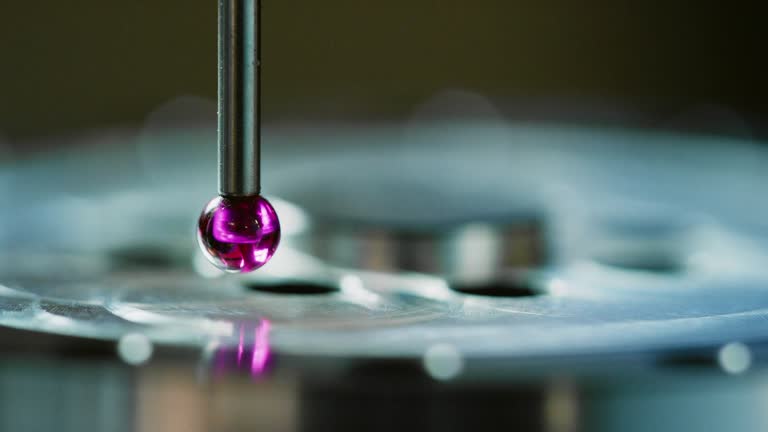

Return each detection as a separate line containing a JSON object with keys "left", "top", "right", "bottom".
{"left": 452, "top": 224, "right": 499, "bottom": 284}
{"left": 117, "top": 333, "right": 154, "bottom": 366}
{"left": 339, "top": 274, "right": 380, "bottom": 308}
{"left": 423, "top": 343, "right": 464, "bottom": 381}
{"left": 253, "top": 248, "right": 268, "bottom": 264}
{"left": 548, "top": 277, "right": 569, "bottom": 296}
{"left": 718, "top": 342, "right": 751, "bottom": 375}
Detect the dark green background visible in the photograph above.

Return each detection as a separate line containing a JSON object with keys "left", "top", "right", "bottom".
{"left": 1, "top": 1, "right": 765, "bottom": 139}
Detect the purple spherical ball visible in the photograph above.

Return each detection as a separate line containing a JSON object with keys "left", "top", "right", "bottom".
{"left": 197, "top": 195, "right": 281, "bottom": 273}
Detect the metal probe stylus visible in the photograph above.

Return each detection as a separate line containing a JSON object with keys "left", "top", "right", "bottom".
{"left": 197, "top": 0, "right": 281, "bottom": 273}
{"left": 218, "top": 0, "right": 261, "bottom": 196}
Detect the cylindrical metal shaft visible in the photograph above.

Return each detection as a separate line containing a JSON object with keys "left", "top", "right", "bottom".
{"left": 218, "top": 0, "right": 261, "bottom": 196}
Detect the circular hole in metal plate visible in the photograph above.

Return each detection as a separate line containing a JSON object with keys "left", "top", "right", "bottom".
{"left": 450, "top": 274, "right": 543, "bottom": 298}
{"left": 244, "top": 280, "right": 337, "bottom": 295}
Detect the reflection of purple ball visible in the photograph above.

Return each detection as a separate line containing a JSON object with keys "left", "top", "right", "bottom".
{"left": 197, "top": 195, "right": 281, "bottom": 273}
{"left": 211, "top": 320, "right": 272, "bottom": 378}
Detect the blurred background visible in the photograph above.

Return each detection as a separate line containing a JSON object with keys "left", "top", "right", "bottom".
{"left": 1, "top": 1, "right": 766, "bottom": 144}
{"left": 3, "top": 2, "right": 768, "bottom": 432}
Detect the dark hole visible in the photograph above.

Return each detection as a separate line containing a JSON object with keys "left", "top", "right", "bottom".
{"left": 244, "top": 281, "right": 336, "bottom": 295}
{"left": 657, "top": 352, "right": 717, "bottom": 369}
{"left": 450, "top": 278, "right": 541, "bottom": 298}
